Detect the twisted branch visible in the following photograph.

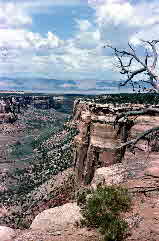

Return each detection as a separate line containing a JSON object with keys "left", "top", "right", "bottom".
{"left": 106, "top": 40, "right": 159, "bottom": 92}
{"left": 114, "top": 107, "right": 159, "bottom": 126}
{"left": 118, "top": 126, "right": 159, "bottom": 149}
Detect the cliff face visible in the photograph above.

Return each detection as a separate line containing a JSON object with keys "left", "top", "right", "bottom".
{"left": 73, "top": 99, "right": 159, "bottom": 184}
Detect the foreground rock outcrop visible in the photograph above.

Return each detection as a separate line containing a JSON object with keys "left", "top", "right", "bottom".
{"left": 30, "top": 202, "right": 82, "bottom": 232}
{"left": 0, "top": 226, "right": 16, "bottom": 241}
{"left": 91, "top": 163, "right": 128, "bottom": 190}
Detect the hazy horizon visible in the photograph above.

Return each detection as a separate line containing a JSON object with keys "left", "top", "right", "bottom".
{"left": 0, "top": 0, "right": 158, "bottom": 93}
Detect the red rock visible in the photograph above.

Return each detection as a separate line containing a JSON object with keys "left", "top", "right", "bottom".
{"left": 0, "top": 226, "right": 16, "bottom": 241}
{"left": 150, "top": 162, "right": 159, "bottom": 167}
{"left": 144, "top": 167, "right": 159, "bottom": 177}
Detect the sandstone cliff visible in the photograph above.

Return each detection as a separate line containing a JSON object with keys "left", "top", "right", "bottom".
{"left": 73, "top": 99, "right": 159, "bottom": 184}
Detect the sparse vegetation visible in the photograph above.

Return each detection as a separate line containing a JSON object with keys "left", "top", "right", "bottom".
{"left": 78, "top": 186, "right": 132, "bottom": 241}
{"left": 0, "top": 93, "right": 151, "bottom": 238}
{"left": 94, "top": 93, "right": 159, "bottom": 105}
{"left": 0, "top": 106, "right": 79, "bottom": 229}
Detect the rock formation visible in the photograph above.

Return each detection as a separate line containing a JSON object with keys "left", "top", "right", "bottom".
{"left": 91, "top": 163, "right": 127, "bottom": 190}
{"left": 0, "top": 226, "right": 16, "bottom": 241}
{"left": 73, "top": 99, "right": 159, "bottom": 184}
{"left": 30, "top": 202, "right": 82, "bottom": 232}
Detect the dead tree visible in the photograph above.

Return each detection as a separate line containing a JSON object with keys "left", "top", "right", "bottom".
{"left": 106, "top": 40, "right": 159, "bottom": 150}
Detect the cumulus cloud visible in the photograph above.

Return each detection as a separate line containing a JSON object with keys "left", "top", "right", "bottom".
{"left": 0, "top": 28, "right": 63, "bottom": 59}
{"left": 0, "top": 2, "right": 32, "bottom": 28}
{"left": 74, "top": 29, "right": 101, "bottom": 49}
{"left": 0, "top": 0, "right": 159, "bottom": 92}
{"left": 76, "top": 19, "right": 92, "bottom": 31}
{"left": 88, "top": 0, "right": 159, "bottom": 47}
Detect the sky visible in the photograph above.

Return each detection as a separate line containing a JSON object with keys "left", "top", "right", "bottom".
{"left": 0, "top": 0, "right": 159, "bottom": 93}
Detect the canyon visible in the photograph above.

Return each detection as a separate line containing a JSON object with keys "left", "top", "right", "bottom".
{"left": 0, "top": 94, "right": 159, "bottom": 241}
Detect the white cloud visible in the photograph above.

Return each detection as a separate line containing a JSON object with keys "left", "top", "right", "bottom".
{"left": 76, "top": 19, "right": 92, "bottom": 31}
{"left": 26, "top": 31, "right": 63, "bottom": 50}
{"left": 0, "top": 0, "right": 84, "bottom": 29}
{"left": 88, "top": 0, "right": 159, "bottom": 47}
{"left": 0, "top": 18, "right": 123, "bottom": 91}
{"left": 1, "top": 0, "right": 159, "bottom": 92}
{"left": 74, "top": 29, "right": 101, "bottom": 49}
{"left": 0, "top": 2, "right": 32, "bottom": 28}
{"left": 0, "top": 29, "right": 63, "bottom": 54}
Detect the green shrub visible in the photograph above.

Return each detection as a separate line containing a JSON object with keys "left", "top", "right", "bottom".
{"left": 76, "top": 187, "right": 92, "bottom": 207}
{"left": 79, "top": 186, "right": 131, "bottom": 241}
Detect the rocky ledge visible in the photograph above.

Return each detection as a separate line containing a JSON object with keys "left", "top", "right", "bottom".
{"left": 72, "top": 99, "right": 159, "bottom": 184}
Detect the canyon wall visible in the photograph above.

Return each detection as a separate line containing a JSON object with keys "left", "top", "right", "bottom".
{"left": 73, "top": 99, "right": 159, "bottom": 184}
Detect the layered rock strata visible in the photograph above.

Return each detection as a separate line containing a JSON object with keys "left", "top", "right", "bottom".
{"left": 73, "top": 100, "right": 159, "bottom": 184}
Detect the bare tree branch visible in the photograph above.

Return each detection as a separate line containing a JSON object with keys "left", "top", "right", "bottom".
{"left": 104, "top": 40, "right": 159, "bottom": 152}
{"left": 128, "top": 42, "right": 136, "bottom": 55}
{"left": 115, "top": 107, "right": 159, "bottom": 126}
{"left": 141, "top": 40, "right": 159, "bottom": 70}
{"left": 144, "top": 49, "right": 151, "bottom": 66}
{"left": 106, "top": 40, "right": 159, "bottom": 92}
{"left": 118, "top": 126, "right": 159, "bottom": 149}
{"left": 120, "top": 67, "right": 146, "bottom": 87}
